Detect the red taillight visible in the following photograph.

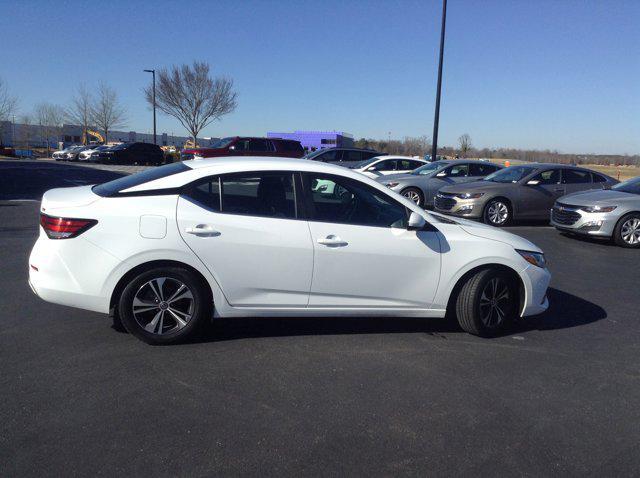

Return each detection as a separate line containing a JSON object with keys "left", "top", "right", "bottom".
{"left": 39, "top": 214, "right": 97, "bottom": 239}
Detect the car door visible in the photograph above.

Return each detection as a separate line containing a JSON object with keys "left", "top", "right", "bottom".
{"left": 301, "top": 173, "right": 441, "bottom": 308}
{"left": 517, "top": 169, "right": 564, "bottom": 218}
{"left": 177, "top": 171, "right": 314, "bottom": 306}
{"left": 562, "top": 168, "right": 594, "bottom": 195}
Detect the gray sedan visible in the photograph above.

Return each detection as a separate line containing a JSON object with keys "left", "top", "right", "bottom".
{"left": 376, "top": 160, "right": 503, "bottom": 208}
{"left": 551, "top": 176, "right": 640, "bottom": 247}
{"left": 434, "top": 163, "right": 618, "bottom": 226}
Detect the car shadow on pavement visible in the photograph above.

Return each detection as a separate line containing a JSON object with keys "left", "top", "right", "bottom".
{"left": 188, "top": 287, "right": 605, "bottom": 343}
{"left": 558, "top": 232, "right": 616, "bottom": 247}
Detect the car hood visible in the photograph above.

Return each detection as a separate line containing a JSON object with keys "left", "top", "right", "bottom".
{"left": 558, "top": 189, "right": 638, "bottom": 206}
{"left": 440, "top": 180, "right": 510, "bottom": 194}
{"left": 430, "top": 211, "right": 542, "bottom": 253}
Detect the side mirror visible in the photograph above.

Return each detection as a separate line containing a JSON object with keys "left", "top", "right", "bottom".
{"left": 436, "top": 171, "right": 446, "bottom": 177}
{"left": 407, "top": 212, "right": 426, "bottom": 231}
{"left": 527, "top": 180, "right": 540, "bottom": 186}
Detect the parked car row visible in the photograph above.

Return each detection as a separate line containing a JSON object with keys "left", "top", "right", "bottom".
{"left": 54, "top": 142, "right": 166, "bottom": 166}
{"left": 373, "top": 159, "right": 638, "bottom": 248}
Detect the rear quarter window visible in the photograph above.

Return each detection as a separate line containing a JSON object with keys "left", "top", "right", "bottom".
{"left": 92, "top": 162, "right": 190, "bottom": 196}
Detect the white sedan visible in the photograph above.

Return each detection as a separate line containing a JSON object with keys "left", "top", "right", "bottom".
{"left": 351, "top": 155, "right": 427, "bottom": 178}
{"left": 29, "top": 157, "right": 550, "bottom": 344}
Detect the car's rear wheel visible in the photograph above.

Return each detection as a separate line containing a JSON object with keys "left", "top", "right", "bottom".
{"left": 483, "top": 199, "right": 511, "bottom": 226}
{"left": 118, "top": 267, "right": 212, "bottom": 345}
{"left": 401, "top": 187, "right": 424, "bottom": 208}
{"left": 455, "top": 268, "right": 519, "bottom": 336}
{"left": 614, "top": 213, "right": 640, "bottom": 248}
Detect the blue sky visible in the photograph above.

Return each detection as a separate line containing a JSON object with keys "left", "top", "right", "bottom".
{"left": 1, "top": 0, "right": 638, "bottom": 154}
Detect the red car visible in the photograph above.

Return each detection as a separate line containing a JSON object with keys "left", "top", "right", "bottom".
{"left": 181, "top": 137, "right": 304, "bottom": 161}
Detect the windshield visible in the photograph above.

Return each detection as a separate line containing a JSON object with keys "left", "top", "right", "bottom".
{"left": 353, "top": 156, "right": 383, "bottom": 169}
{"left": 484, "top": 165, "right": 536, "bottom": 183}
{"left": 210, "top": 137, "right": 235, "bottom": 149}
{"left": 413, "top": 160, "right": 450, "bottom": 175}
{"left": 612, "top": 177, "right": 640, "bottom": 195}
{"left": 110, "top": 143, "right": 129, "bottom": 150}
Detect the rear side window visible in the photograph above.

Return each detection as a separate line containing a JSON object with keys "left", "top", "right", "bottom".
{"left": 184, "top": 172, "right": 297, "bottom": 219}
{"left": 248, "top": 139, "right": 271, "bottom": 152}
{"left": 562, "top": 169, "right": 591, "bottom": 184}
{"left": 277, "top": 140, "right": 303, "bottom": 153}
{"left": 92, "top": 162, "right": 190, "bottom": 196}
{"left": 343, "top": 151, "right": 363, "bottom": 162}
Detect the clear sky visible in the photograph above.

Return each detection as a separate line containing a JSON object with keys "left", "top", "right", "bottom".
{"left": 1, "top": 0, "right": 638, "bottom": 154}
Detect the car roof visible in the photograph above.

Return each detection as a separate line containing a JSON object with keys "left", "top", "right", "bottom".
{"left": 122, "top": 156, "right": 391, "bottom": 193}
{"left": 370, "top": 155, "right": 425, "bottom": 161}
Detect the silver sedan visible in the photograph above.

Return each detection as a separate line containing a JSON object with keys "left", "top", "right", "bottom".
{"left": 551, "top": 176, "right": 640, "bottom": 247}
{"left": 376, "top": 160, "right": 502, "bottom": 208}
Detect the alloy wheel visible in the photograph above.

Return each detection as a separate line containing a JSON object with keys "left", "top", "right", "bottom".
{"left": 403, "top": 190, "right": 422, "bottom": 205}
{"left": 621, "top": 218, "right": 640, "bottom": 245}
{"left": 479, "top": 277, "right": 510, "bottom": 328}
{"left": 132, "top": 277, "right": 194, "bottom": 335}
{"left": 487, "top": 201, "right": 509, "bottom": 225}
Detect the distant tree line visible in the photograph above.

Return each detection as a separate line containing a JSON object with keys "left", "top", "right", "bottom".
{"left": 355, "top": 134, "right": 639, "bottom": 166}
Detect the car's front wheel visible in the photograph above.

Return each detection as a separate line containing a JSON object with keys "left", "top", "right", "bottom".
{"left": 455, "top": 268, "right": 519, "bottom": 336}
{"left": 118, "top": 266, "right": 212, "bottom": 345}
{"left": 401, "top": 187, "right": 424, "bottom": 208}
{"left": 614, "top": 213, "right": 640, "bottom": 248}
{"left": 483, "top": 199, "right": 511, "bottom": 226}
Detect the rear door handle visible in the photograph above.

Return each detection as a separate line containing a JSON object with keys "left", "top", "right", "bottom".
{"left": 317, "top": 235, "right": 348, "bottom": 247}
{"left": 185, "top": 224, "right": 220, "bottom": 237}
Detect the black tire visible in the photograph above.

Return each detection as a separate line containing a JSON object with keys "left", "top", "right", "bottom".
{"left": 118, "top": 266, "right": 212, "bottom": 345}
{"left": 483, "top": 198, "right": 511, "bottom": 227}
{"left": 613, "top": 212, "right": 640, "bottom": 248}
{"left": 454, "top": 268, "right": 519, "bottom": 337}
{"left": 401, "top": 187, "right": 424, "bottom": 208}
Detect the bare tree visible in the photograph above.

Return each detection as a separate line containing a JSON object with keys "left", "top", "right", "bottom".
{"left": 65, "top": 85, "right": 93, "bottom": 144}
{"left": 34, "top": 102, "right": 65, "bottom": 156}
{"left": 0, "top": 77, "right": 17, "bottom": 121}
{"left": 91, "top": 83, "right": 126, "bottom": 143}
{"left": 146, "top": 62, "right": 237, "bottom": 145}
{"left": 458, "top": 134, "right": 472, "bottom": 158}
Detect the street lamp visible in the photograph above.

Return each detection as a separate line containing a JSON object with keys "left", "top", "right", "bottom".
{"left": 144, "top": 69, "right": 157, "bottom": 145}
{"left": 431, "top": 0, "right": 447, "bottom": 161}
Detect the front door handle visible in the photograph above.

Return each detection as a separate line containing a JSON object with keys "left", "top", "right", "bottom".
{"left": 185, "top": 224, "right": 220, "bottom": 237}
{"left": 317, "top": 235, "right": 348, "bottom": 247}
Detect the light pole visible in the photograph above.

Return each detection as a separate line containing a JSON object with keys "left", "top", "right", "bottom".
{"left": 431, "top": 0, "right": 447, "bottom": 161}
{"left": 144, "top": 69, "right": 157, "bottom": 145}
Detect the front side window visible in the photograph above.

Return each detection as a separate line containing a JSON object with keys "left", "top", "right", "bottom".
{"left": 343, "top": 151, "right": 363, "bottom": 162}
{"left": 562, "top": 169, "right": 591, "bottom": 184}
{"left": 592, "top": 173, "right": 607, "bottom": 183}
{"left": 445, "top": 164, "right": 469, "bottom": 177}
{"left": 369, "top": 159, "right": 396, "bottom": 171}
{"left": 469, "top": 163, "right": 498, "bottom": 176}
{"left": 303, "top": 173, "right": 407, "bottom": 228}
{"left": 248, "top": 139, "right": 271, "bottom": 152}
{"left": 531, "top": 169, "right": 560, "bottom": 185}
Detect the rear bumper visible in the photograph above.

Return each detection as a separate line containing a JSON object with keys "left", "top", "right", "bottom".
{"left": 28, "top": 235, "right": 119, "bottom": 314}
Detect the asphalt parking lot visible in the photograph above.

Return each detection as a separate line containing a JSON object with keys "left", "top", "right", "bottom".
{"left": 1, "top": 160, "right": 639, "bottom": 476}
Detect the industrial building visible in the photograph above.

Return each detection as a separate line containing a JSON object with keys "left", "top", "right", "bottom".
{"left": 267, "top": 130, "right": 354, "bottom": 151}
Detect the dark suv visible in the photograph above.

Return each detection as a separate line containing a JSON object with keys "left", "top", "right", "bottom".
{"left": 303, "top": 148, "right": 386, "bottom": 167}
{"left": 94, "top": 142, "right": 165, "bottom": 166}
{"left": 181, "top": 137, "right": 304, "bottom": 161}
